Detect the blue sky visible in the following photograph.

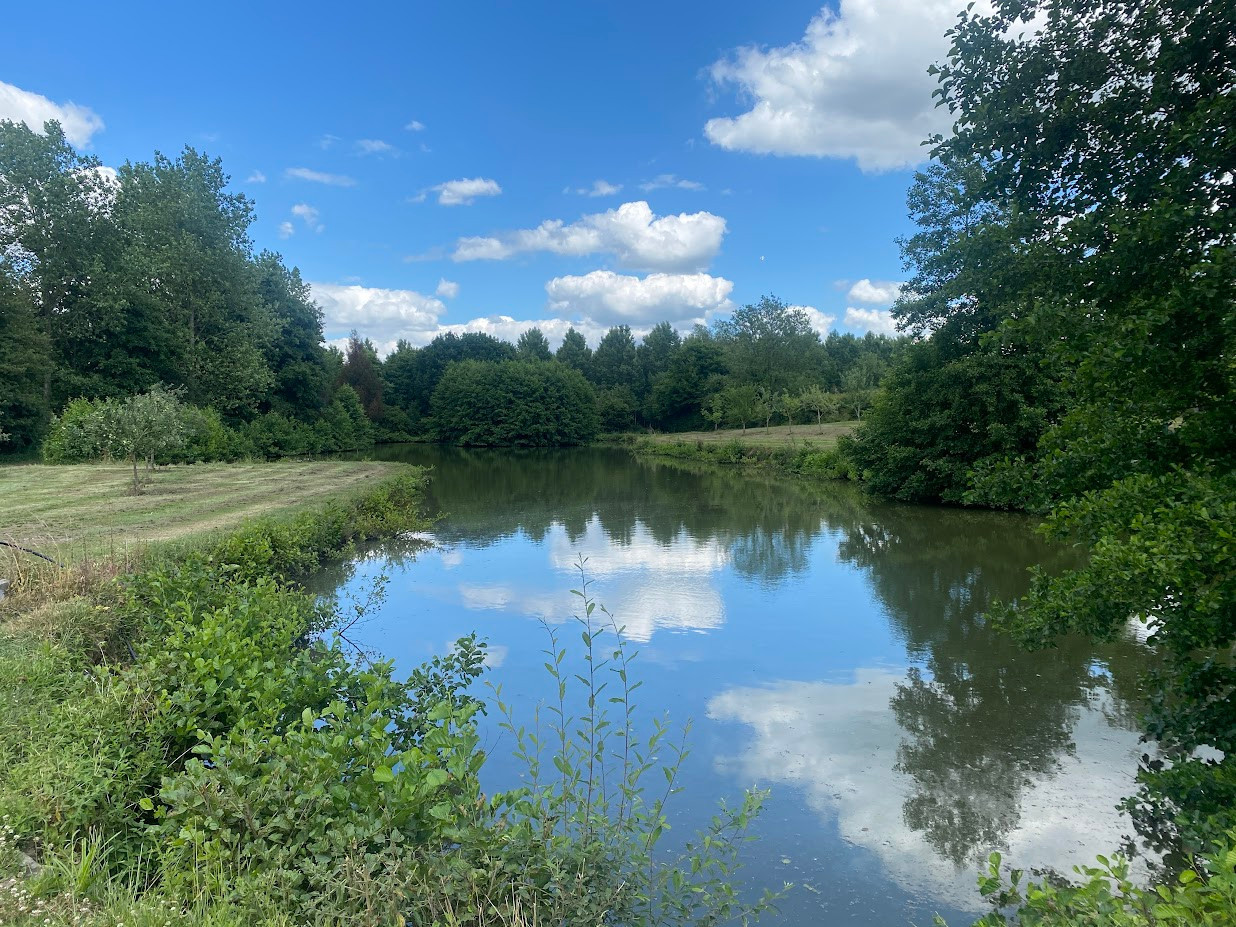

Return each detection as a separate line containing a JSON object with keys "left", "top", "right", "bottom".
{"left": 0, "top": 0, "right": 964, "bottom": 353}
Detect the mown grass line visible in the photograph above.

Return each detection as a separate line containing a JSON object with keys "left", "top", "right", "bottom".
{"left": 0, "top": 460, "right": 405, "bottom": 564}
{"left": 623, "top": 421, "right": 858, "bottom": 449}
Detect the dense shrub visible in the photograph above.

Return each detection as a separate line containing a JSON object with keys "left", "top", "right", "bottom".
{"left": 842, "top": 338, "right": 1063, "bottom": 505}
{"left": 596, "top": 385, "right": 640, "bottom": 432}
{"left": 40, "top": 398, "right": 107, "bottom": 463}
{"left": 431, "top": 359, "right": 599, "bottom": 446}
{"left": 41, "top": 384, "right": 377, "bottom": 465}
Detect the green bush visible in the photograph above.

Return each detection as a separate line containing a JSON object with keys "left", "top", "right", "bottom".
{"left": 954, "top": 837, "right": 1236, "bottom": 926}
{"left": 431, "top": 359, "right": 599, "bottom": 446}
{"left": 41, "top": 398, "right": 106, "bottom": 463}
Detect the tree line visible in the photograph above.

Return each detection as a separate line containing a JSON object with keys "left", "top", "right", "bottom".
{"left": 0, "top": 115, "right": 903, "bottom": 456}
{"left": 367, "top": 304, "right": 903, "bottom": 444}
{"left": 0, "top": 121, "right": 386, "bottom": 456}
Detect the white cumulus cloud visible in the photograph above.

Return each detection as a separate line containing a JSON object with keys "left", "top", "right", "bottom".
{"left": 277, "top": 221, "right": 295, "bottom": 239}
{"left": 705, "top": 0, "right": 964, "bottom": 171}
{"left": 790, "top": 305, "right": 838, "bottom": 335}
{"left": 848, "top": 278, "right": 904, "bottom": 304}
{"left": 311, "top": 282, "right": 447, "bottom": 349}
{"left": 453, "top": 201, "right": 726, "bottom": 273}
{"left": 0, "top": 79, "right": 104, "bottom": 146}
{"left": 285, "top": 166, "right": 357, "bottom": 186}
{"left": 844, "top": 306, "right": 899, "bottom": 335}
{"left": 435, "top": 278, "right": 460, "bottom": 299}
{"left": 425, "top": 177, "right": 502, "bottom": 206}
{"left": 405, "top": 120, "right": 426, "bottom": 131}
{"left": 546, "top": 270, "right": 734, "bottom": 328}
{"left": 246, "top": 170, "right": 267, "bottom": 184}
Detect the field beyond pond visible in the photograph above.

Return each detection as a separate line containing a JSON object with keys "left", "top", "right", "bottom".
{"left": 0, "top": 460, "right": 404, "bottom": 563}
{"left": 634, "top": 420, "right": 858, "bottom": 448}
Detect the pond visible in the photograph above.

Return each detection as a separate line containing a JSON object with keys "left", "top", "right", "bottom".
{"left": 318, "top": 444, "right": 1150, "bottom": 926}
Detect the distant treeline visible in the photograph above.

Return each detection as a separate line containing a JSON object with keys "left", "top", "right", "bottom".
{"left": 376, "top": 301, "right": 904, "bottom": 444}
{"left": 0, "top": 116, "right": 905, "bottom": 454}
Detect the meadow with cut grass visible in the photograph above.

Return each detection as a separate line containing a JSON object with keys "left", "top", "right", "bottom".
{"left": 632, "top": 421, "right": 857, "bottom": 449}
{"left": 0, "top": 460, "right": 404, "bottom": 566}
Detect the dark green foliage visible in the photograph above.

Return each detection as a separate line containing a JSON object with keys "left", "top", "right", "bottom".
{"left": 714, "top": 295, "right": 822, "bottom": 393}
{"left": 431, "top": 360, "right": 599, "bottom": 446}
{"left": 644, "top": 329, "right": 726, "bottom": 429}
{"left": 842, "top": 156, "right": 1061, "bottom": 505}
{"left": 845, "top": 337, "right": 1063, "bottom": 503}
{"left": 394, "top": 332, "right": 516, "bottom": 420}
{"left": 112, "top": 148, "right": 275, "bottom": 418}
{"left": 590, "top": 325, "right": 639, "bottom": 391}
{"left": 339, "top": 331, "right": 384, "bottom": 418}
{"left": 0, "top": 276, "right": 50, "bottom": 451}
{"left": 555, "top": 325, "right": 593, "bottom": 375}
{"left": 0, "top": 120, "right": 359, "bottom": 454}
{"left": 254, "top": 251, "right": 332, "bottom": 419}
{"left": 923, "top": 0, "right": 1236, "bottom": 858}
{"left": 516, "top": 326, "right": 553, "bottom": 362}
{"left": 595, "top": 386, "right": 639, "bottom": 433}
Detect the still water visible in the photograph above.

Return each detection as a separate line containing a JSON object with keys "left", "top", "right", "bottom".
{"left": 320, "top": 444, "right": 1149, "bottom": 926}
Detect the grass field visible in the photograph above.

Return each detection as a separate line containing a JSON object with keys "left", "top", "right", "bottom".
{"left": 0, "top": 460, "right": 404, "bottom": 564}
{"left": 634, "top": 420, "right": 858, "bottom": 448}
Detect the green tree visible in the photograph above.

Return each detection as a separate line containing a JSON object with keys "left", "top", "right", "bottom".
{"left": 516, "top": 326, "right": 553, "bottom": 362}
{"left": 701, "top": 394, "right": 725, "bottom": 431}
{"left": 720, "top": 384, "right": 760, "bottom": 434}
{"left": 0, "top": 275, "right": 51, "bottom": 450}
{"left": 645, "top": 332, "right": 727, "bottom": 430}
{"left": 254, "top": 251, "right": 331, "bottom": 418}
{"left": 431, "top": 361, "right": 598, "bottom": 446}
{"left": 798, "top": 385, "right": 839, "bottom": 431}
{"left": 934, "top": 0, "right": 1236, "bottom": 854}
{"left": 401, "top": 332, "right": 515, "bottom": 420}
{"left": 114, "top": 147, "right": 275, "bottom": 417}
{"left": 591, "top": 325, "right": 639, "bottom": 392}
{"left": 844, "top": 156, "right": 1063, "bottom": 502}
{"left": 555, "top": 326, "right": 593, "bottom": 375}
{"left": 339, "top": 331, "right": 384, "bottom": 419}
{"left": 780, "top": 391, "right": 802, "bottom": 432}
{"left": 636, "top": 322, "right": 682, "bottom": 399}
{"left": 0, "top": 119, "right": 120, "bottom": 407}
{"left": 714, "top": 295, "right": 821, "bottom": 393}
{"left": 92, "top": 386, "right": 189, "bottom": 493}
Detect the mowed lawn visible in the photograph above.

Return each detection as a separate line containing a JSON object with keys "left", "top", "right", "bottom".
{"left": 636, "top": 420, "right": 859, "bottom": 448}
{"left": 0, "top": 460, "right": 405, "bottom": 562}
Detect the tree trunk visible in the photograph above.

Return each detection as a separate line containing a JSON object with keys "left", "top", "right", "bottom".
{"left": 131, "top": 457, "right": 140, "bottom": 495}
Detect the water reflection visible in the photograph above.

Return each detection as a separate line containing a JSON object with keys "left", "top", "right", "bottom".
{"left": 709, "top": 673, "right": 1143, "bottom": 911}
{"left": 338, "top": 445, "right": 1150, "bottom": 923}
{"left": 396, "top": 446, "right": 828, "bottom": 588}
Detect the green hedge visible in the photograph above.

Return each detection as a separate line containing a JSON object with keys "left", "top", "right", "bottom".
{"left": 431, "top": 359, "right": 599, "bottom": 446}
